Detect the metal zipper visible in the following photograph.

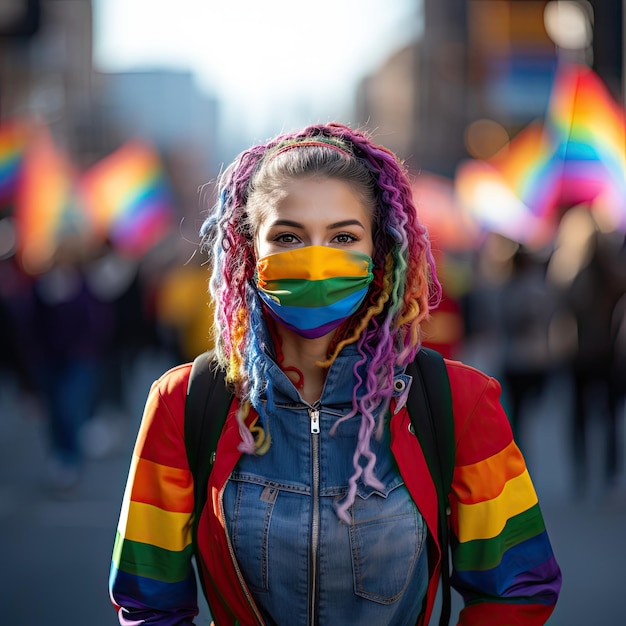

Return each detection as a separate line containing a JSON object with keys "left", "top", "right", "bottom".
{"left": 309, "top": 407, "right": 320, "bottom": 626}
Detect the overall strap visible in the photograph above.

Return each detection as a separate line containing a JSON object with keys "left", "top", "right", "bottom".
{"left": 407, "top": 347, "right": 455, "bottom": 626}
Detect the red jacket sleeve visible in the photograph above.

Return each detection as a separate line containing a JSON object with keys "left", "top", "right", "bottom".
{"left": 446, "top": 360, "right": 561, "bottom": 625}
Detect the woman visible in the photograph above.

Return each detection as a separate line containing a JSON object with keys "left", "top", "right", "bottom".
{"left": 110, "top": 123, "right": 561, "bottom": 625}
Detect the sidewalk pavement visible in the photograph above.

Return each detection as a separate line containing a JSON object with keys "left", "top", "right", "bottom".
{"left": 1, "top": 354, "right": 625, "bottom": 625}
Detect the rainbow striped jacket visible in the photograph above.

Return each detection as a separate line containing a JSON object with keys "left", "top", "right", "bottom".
{"left": 110, "top": 358, "right": 561, "bottom": 625}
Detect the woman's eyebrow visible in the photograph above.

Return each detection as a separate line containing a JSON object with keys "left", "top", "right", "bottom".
{"left": 327, "top": 219, "right": 366, "bottom": 230}
{"left": 268, "top": 219, "right": 366, "bottom": 229}
{"left": 270, "top": 219, "right": 304, "bottom": 228}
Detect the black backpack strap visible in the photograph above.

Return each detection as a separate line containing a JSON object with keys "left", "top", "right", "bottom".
{"left": 406, "top": 347, "right": 455, "bottom": 626}
{"left": 184, "top": 351, "right": 233, "bottom": 597}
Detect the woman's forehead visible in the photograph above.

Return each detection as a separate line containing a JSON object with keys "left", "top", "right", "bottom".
{"left": 261, "top": 177, "right": 372, "bottom": 217}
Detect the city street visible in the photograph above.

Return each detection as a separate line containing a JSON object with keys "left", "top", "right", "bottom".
{"left": 1, "top": 1, "right": 623, "bottom": 624}
{"left": 1, "top": 352, "right": 625, "bottom": 625}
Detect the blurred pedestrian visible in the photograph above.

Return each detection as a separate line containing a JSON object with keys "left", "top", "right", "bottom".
{"left": 420, "top": 250, "right": 467, "bottom": 360}
{"left": 110, "top": 123, "right": 561, "bottom": 625}
{"left": 154, "top": 251, "right": 214, "bottom": 363}
{"left": 81, "top": 240, "right": 146, "bottom": 459}
{"left": 497, "top": 247, "right": 556, "bottom": 446}
{"left": 610, "top": 289, "right": 626, "bottom": 482}
{"left": 31, "top": 235, "right": 114, "bottom": 492}
{"left": 0, "top": 251, "right": 38, "bottom": 408}
{"left": 554, "top": 217, "right": 626, "bottom": 497}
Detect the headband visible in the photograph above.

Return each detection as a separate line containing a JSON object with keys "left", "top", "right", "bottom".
{"left": 270, "top": 139, "right": 352, "bottom": 160}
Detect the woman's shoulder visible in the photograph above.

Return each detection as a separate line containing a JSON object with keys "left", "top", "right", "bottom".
{"left": 143, "top": 361, "right": 194, "bottom": 418}
{"left": 443, "top": 357, "right": 495, "bottom": 388}
{"left": 154, "top": 361, "right": 194, "bottom": 392}
{"left": 443, "top": 357, "right": 506, "bottom": 428}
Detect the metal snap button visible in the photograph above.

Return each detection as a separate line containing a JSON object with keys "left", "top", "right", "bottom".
{"left": 394, "top": 378, "right": 406, "bottom": 393}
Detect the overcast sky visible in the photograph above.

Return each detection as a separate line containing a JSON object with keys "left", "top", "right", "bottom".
{"left": 92, "top": 0, "right": 421, "bottom": 138}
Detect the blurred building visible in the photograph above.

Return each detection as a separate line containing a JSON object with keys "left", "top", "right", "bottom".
{"left": 355, "top": 45, "right": 420, "bottom": 168}
{"left": 356, "top": 0, "right": 623, "bottom": 178}
{"left": 93, "top": 70, "right": 216, "bottom": 156}
{"left": 0, "top": 0, "right": 93, "bottom": 154}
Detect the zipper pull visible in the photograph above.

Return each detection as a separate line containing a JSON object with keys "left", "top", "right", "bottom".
{"left": 310, "top": 408, "right": 320, "bottom": 434}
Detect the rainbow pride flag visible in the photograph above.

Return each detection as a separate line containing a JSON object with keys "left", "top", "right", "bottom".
{"left": 489, "top": 121, "right": 562, "bottom": 219}
{"left": 0, "top": 119, "right": 32, "bottom": 208}
{"left": 456, "top": 64, "right": 626, "bottom": 246}
{"left": 546, "top": 63, "right": 626, "bottom": 230}
{"left": 455, "top": 121, "right": 562, "bottom": 248}
{"left": 79, "top": 140, "right": 175, "bottom": 257}
{"left": 13, "top": 126, "right": 89, "bottom": 273}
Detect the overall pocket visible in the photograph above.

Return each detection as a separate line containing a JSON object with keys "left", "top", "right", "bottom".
{"left": 224, "top": 473, "right": 309, "bottom": 594}
{"left": 349, "top": 481, "right": 426, "bottom": 604}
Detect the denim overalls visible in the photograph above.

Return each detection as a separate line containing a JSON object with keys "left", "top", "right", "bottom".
{"left": 223, "top": 345, "right": 429, "bottom": 625}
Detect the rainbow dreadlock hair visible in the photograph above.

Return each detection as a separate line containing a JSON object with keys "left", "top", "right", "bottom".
{"left": 200, "top": 122, "right": 442, "bottom": 522}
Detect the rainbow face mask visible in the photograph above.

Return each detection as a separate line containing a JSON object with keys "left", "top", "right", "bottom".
{"left": 256, "top": 246, "right": 374, "bottom": 339}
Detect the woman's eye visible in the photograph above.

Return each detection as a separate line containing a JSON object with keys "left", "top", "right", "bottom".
{"left": 275, "top": 233, "right": 300, "bottom": 244}
{"left": 333, "top": 232, "right": 358, "bottom": 244}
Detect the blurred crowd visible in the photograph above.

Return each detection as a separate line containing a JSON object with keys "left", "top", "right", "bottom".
{"left": 423, "top": 206, "right": 626, "bottom": 500}
{"left": 0, "top": 229, "right": 213, "bottom": 492}
{"left": 1, "top": 203, "right": 625, "bottom": 501}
